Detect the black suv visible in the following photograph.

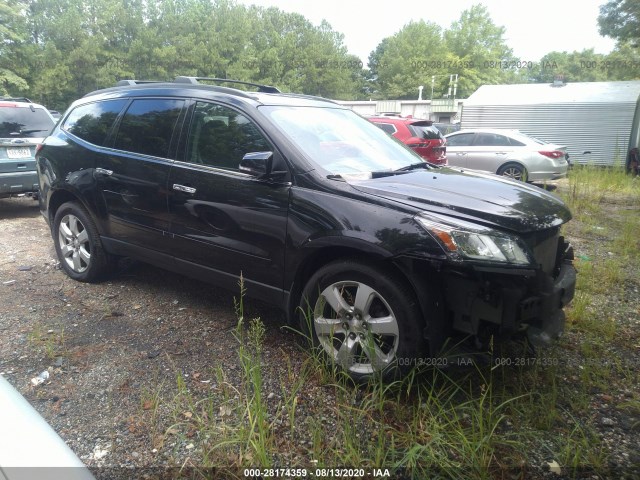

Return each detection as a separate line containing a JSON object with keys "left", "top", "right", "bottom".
{"left": 36, "top": 77, "right": 576, "bottom": 381}
{"left": 1, "top": 98, "right": 56, "bottom": 199}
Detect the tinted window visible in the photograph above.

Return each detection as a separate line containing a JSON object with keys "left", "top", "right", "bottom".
{"left": 113, "top": 99, "right": 184, "bottom": 158}
{"left": 474, "top": 133, "right": 512, "bottom": 147}
{"left": 63, "top": 100, "right": 127, "bottom": 146}
{"left": 374, "top": 123, "right": 396, "bottom": 135}
{"left": 0, "top": 106, "right": 54, "bottom": 138}
{"left": 408, "top": 124, "right": 443, "bottom": 140}
{"left": 186, "top": 102, "right": 271, "bottom": 170}
{"left": 446, "top": 133, "right": 475, "bottom": 147}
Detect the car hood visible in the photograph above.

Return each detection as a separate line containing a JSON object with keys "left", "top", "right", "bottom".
{"left": 349, "top": 168, "right": 572, "bottom": 233}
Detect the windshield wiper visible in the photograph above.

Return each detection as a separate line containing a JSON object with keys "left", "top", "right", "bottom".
{"left": 393, "top": 161, "right": 436, "bottom": 172}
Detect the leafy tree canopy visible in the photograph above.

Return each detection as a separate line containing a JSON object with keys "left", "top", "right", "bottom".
{"left": 4, "top": 0, "right": 364, "bottom": 108}
{"left": 3, "top": 1, "right": 639, "bottom": 107}
{"left": 598, "top": 0, "right": 640, "bottom": 43}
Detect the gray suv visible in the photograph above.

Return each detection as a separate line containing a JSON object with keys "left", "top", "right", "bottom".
{"left": 1, "top": 98, "right": 56, "bottom": 199}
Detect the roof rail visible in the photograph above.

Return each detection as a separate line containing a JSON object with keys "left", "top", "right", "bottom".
{"left": 174, "top": 76, "right": 281, "bottom": 93}
{"left": 0, "top": 97, "right": 32, "bottom": 103}
{"left": 116, "top": 80, "right": 164, "bottom": 86}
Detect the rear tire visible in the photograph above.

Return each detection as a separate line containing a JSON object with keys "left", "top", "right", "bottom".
{"left": 53, "top": 202, "right": 114, "bottom": 282}
{"left": 498, "top": 162, "right": 527, "bottom": 182}
{"left": 299, "top": 259, "right": 427, "bottom": 382}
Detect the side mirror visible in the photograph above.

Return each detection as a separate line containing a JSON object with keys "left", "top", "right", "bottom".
{"left": 239, "top": 151, "right": 273, "bottom": 177}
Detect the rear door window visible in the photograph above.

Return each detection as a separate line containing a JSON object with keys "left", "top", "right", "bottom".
{"left": 62, "top": 100, "right": 127, "bottom": 146}
{"left": 113, "top": 99, "right": 185, "bottom": 158}
{"left": 474, "top": 133, "right": 512, "bottom": 147}
{"left": 446, "top": 133, "right": 475, "bottom": 147}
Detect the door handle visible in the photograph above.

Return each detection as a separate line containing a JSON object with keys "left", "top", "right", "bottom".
{"left": 173, "top": 184, "right": 196, "bottom": 194}
{"left": 95, "top": 167, "right": 113, "bottom": 175}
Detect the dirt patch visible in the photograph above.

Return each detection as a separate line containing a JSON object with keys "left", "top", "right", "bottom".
{"left": 0, "top": 196, "right": 296, "bottom": 474}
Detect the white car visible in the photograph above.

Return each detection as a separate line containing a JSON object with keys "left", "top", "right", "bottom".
{"left": 0, "top": 375, "right": 95, "bottom": 480}
{"left": 445, "top": 129, "right": 569, "bottom": 182}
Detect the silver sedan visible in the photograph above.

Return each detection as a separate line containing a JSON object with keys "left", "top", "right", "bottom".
{"left": 445, "top": 129, "right": 569, "bottom": 182}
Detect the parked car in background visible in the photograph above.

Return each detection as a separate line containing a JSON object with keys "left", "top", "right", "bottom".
{"left": 368, "top": 115, "right": 447, "bottom": 165}
{"left": 37, "top": 77, "right": 576, "bottom": 382}
{"left": 445, "top": 129, "right": 569, "bottom": 182}
{"left": 1, "top": 98, "right": 56, "bottom": 198}
{"left": 0, "top": 375, "right": 95, "bottom": 480}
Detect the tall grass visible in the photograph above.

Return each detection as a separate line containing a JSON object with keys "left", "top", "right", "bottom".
{"left": 564, "top": 164, "right": 638, "bottom": 215}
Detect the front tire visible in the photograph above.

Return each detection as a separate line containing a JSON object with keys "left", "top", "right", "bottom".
{"left": 53, "top": 202, "right": 114, "bottom": 282}
{"left": 299, "top": 259, "right": 426, "bottom": 382}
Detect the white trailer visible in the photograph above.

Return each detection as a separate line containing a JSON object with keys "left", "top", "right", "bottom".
{"left": 461, "top": 81, "right": 640, "bottom": 166}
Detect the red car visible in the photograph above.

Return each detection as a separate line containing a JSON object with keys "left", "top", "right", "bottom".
{"left": 368, "top": 115, "right": 447, "bottom": 165}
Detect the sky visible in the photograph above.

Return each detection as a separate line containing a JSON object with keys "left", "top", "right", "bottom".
{"left": 235, "top": 0, "right": 617, "bottom": 65}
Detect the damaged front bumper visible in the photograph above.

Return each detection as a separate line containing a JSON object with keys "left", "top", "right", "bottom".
{"left": 442, "top": 250, "right": 576, "bottom": 347}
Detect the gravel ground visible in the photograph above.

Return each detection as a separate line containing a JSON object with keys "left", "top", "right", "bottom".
{"left": 0, "top": 187, "right": 639, "bottom": 480}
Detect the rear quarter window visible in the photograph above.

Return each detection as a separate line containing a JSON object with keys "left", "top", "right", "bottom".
{"left": 62, "top": 100, "right": 127, "bottom": 146}
{"left": 373, "top": 123, "right": 397, "bottom": 135}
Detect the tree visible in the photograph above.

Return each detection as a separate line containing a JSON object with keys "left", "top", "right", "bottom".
{"left": 598, "top": 0, "right": 640, "bottom": 43}
{"left": 443, "top": 4, "right": 516, "bottom": 96}
{"left": 603, "top": 42, "right": 640, "bottom": 79}
{"left": 374, "top": 20, "right": 446, "bottom": 99}
{"left": 0, "top": 1, "right": 29, "bottom": 94}
{"left": 524, "top": 47, "right": 639, "bottom": 83}
{"left": 2, "top": 0, "right": 366, "bottom": 106}
{"left": 367, "top": 5, "right": 518, "bottom": 100}
{"left": 526, "top": 49, "right": 609, "bottom": 83}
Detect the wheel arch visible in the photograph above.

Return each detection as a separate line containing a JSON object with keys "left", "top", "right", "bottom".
{"left": 288, "top": 247, "right": 385, "bottom": 322}
{"left": 47, "top": 189, "right": 99, "bottom": 232}
{"left": 497, "top": 161, "right": 529, "bottom": 181}
{"left": 285, "top": 246, "right": 440, "bottom": 336}
{"left": 497, "top": 160, "right": 527, "bottom": 175}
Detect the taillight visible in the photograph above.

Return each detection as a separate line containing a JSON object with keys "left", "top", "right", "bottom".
{"left": 539, "top": 150, "right": 564, "bottom": 159}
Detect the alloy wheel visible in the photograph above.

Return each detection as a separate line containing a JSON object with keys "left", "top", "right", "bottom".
{"left": 58, "top": 214, "right": 91, "bottom": 273}
{"left": 313, "top": 280, "right": 400, "bottom": 375}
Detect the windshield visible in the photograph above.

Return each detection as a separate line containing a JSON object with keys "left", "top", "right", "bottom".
{"left": 261, "top": 106, "right": 424, "bottom": 177}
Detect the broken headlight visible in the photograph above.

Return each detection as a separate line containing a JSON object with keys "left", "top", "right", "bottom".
{"left": 415, "top": 214, "right": 534, "bottom": 266}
